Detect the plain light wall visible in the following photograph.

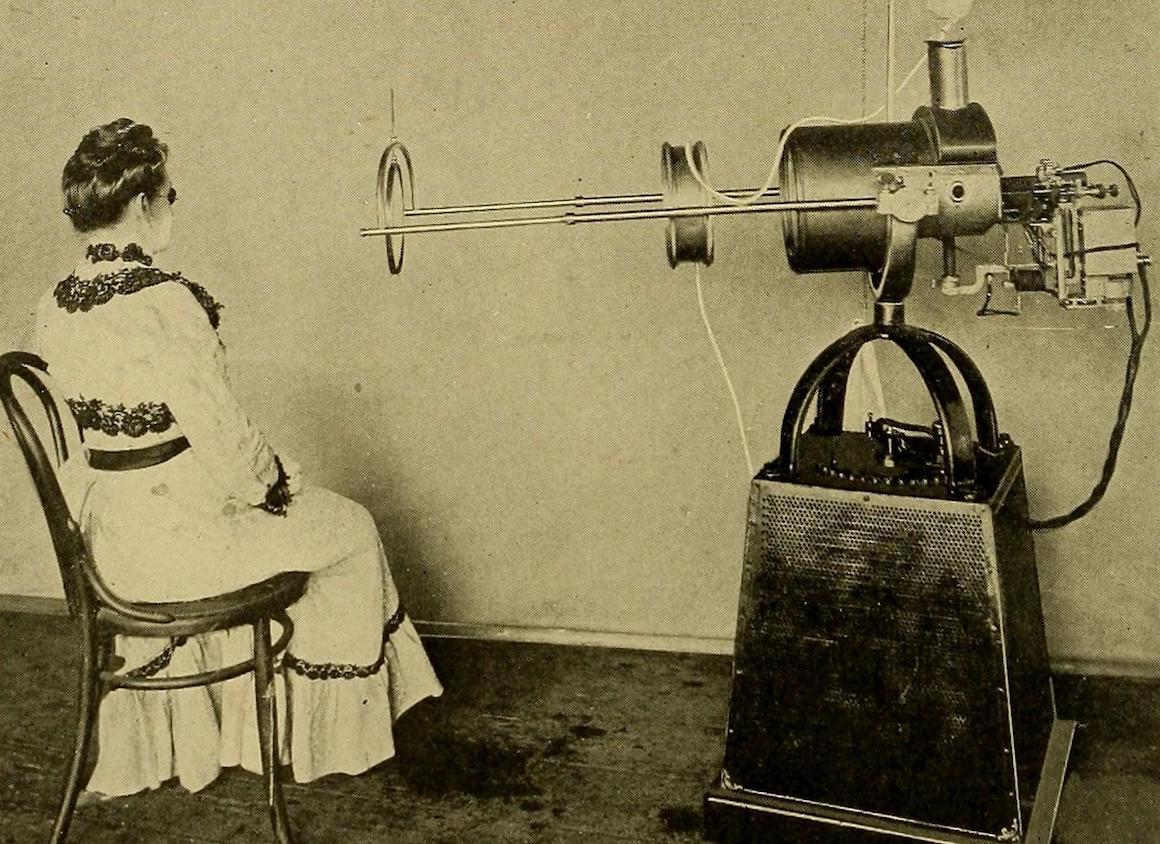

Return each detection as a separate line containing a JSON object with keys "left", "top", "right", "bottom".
{"left": 0, "top": 0, "right": 1156, "bottom": 670}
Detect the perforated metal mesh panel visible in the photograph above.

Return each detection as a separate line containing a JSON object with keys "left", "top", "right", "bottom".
{"left": 724, "top": 480, "right": 1017, "bottom": 835}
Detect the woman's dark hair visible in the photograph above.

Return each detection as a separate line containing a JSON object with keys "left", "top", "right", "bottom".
{"left": 61, "top": 118, "right": 169, "bottom": 232}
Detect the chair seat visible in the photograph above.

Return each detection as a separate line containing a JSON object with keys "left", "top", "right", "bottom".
{"left": 97, "top": 571, "right": 311, "bottom": 638}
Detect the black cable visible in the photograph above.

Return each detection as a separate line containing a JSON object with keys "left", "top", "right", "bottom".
{"left": 976, "top": 282, "right": 1020, "bottom": 317}
{"left": 954, "top": 241, "right": 1021, "bottom": 317}
{"left": 1065, "top": 158, "right": 1142, "bottom": 225}
{"left": 1029, "top": 260, "right": 1151, "bottom": 530}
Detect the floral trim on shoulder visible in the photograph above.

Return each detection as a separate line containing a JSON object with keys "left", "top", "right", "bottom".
{"left": 54, "top": 266, "right": 223, "bottom": 330}
{"left": 282, "top": 605, "right": 407, "bottom": 680}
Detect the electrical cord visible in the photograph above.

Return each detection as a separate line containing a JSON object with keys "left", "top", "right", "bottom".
{"left": 1065, "top": 159, "right": 1142, "bottom": 225}
{"left": 1029, "top": 259, "right": 1151, "bottom": 530}
{"left": 975, "top": 281, "right": 1020, "bottom": 317}
{"left": 695, "top": 265, "right": 754, "bottom": 476}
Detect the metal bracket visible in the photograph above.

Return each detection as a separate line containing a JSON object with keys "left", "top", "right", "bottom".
{"left": 869, "top": 164, "right": 1002, "bottom": 303}
{"left": 1024, "top": 719, "right": 1077, "bottom": 844}
{"left": 870, "top": 216, "right": 919, "bottom": 303}
{"left": 874, "top": 167, "right": 941, "bottom": 223}
{"left": 875, "top": 163, "right": 1002, "bottom": 233}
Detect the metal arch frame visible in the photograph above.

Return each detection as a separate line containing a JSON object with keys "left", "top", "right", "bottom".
{"left": 775, "top": 323, "right": 1002, "bottom": 494}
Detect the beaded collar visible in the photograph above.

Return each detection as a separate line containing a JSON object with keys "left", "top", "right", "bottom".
{"left": 54, "top": 266, "right": 223, "bottom": 330}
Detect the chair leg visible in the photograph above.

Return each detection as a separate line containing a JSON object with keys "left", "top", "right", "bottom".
{"left": 253, "top": 618, "right": 294, "bottom": 844}
{"left": 49, "top": 631, "right": 103, "bottom": 844}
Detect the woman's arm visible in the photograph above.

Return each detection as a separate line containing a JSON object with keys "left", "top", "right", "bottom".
{"left": 143, "top": 281, "right": 286, "bottom": 509}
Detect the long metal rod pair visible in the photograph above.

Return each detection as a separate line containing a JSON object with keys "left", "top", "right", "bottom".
{"left": 405, "top": 187, "right": 781, "bottom": 217}
{"left": 361, "top": 196, "right": 876, "bottom": 237}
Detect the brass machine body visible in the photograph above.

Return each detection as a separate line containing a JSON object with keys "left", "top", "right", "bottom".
{"left": 778, "top": 37, "right": 1003, "bottom": 305}
{"left": 779, "top": 103, "right": 999, "bottom": 271}
{"left": 702, "top": 37, "right": 1086, "bottom": 844}
{"left": 356, "top": 38, "right": 1133, "bottom": 841}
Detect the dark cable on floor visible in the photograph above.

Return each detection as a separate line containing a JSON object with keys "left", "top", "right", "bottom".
{"left": 1029, "top": 259, "right": 1151, "bottom": 530}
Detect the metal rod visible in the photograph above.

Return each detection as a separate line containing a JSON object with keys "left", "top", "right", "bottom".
{"left": 360, "top": 196, "right": 876, "bottom": 237}
{"left": 404, "top": 187, "right": 782, "bottom": 217}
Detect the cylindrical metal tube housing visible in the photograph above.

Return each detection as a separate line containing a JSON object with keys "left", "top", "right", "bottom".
{"left": 780, "top": 121, "right": 936, "bottom": 274}
{"left": 779, "top": 104, "right": 998, "bottom": 275}
{"left": 928, "top": 38, "right": 969, "bottom": 110}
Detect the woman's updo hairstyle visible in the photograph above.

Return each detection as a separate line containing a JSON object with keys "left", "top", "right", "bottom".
{"left": 62, "top": 118, "right": 169, "bottom": 232}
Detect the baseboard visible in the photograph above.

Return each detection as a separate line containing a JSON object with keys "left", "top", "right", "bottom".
{"left": 0, "top": 593, "right": 735, "bottom": 655}
{"left": 3, "top": 592, "right": 1159, "bottom": 672}
{"left": 413, "top": 619, "right": 736, "bottom": 655}
{"left": 1050, "top": 657, "right": 1160, "bottom": 681}
{"left": 0, "top": 594, "right": 68, "bottom": 615}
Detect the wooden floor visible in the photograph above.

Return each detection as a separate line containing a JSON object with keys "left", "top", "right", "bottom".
{"left": 2, "top": 611, "right": 1159, "bottom": 843}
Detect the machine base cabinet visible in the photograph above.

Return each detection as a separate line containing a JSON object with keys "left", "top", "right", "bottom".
{"left": 703, "top": 451, "right": 1073, "bottom": 842}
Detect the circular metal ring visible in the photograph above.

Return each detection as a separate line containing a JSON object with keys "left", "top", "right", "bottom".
{"left": 384, "top": 161, "right": 405, "bottom": 273}
{"left": 376, "top": 140, "right": 415, "bottom": 275}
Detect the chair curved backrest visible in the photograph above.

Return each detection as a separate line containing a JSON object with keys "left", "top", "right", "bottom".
{"left": 0, "top": 351, "right": 90, "bottom": 616}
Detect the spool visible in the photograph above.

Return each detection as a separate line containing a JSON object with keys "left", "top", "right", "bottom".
{"left": 662, "top": 142, "right": 713, "bottom": 268}
{"left": 376, "top": 140, "right": 415, "bottom": 274}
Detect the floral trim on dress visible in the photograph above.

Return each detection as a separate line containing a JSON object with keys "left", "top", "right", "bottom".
{"left": 67, "top": 396, "right": 176, "bottom": 437}
{"left": 54, "top": 267, "right": 223, "bottom": 330}
{"left": 124, "top": 636, "right": 188, "bottom": 679}
{"left": 86, "top": 242, "right": 153, "bottom": 265}
{"left": 282, "top": 605, "right": 407, "bottom": 680}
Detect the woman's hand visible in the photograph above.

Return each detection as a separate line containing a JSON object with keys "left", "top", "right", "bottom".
{"left": 258, "top": 455, "right": 296, "bottom": 515}
{"left": 283, "top": 458, "right": 303, "bottom": 495}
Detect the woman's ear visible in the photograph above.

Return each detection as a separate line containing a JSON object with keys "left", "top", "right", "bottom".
{"left": 122, "top": 192, "right": 148, "bottom": 226}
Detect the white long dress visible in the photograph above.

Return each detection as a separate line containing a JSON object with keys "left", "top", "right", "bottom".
{"left": 36, "top": 256, "right": 443, "bottom": 796}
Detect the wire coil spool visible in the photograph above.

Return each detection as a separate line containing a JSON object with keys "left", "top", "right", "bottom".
{"left": 662, "top": 142, "right": 713, "bottom": 267}
{"left": 376, "top": 140, "right": 415, "bottom": 274}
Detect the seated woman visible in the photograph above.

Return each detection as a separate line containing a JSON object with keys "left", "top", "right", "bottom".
{"left": 37, "top": 118, "right": 442, "bottom": 797}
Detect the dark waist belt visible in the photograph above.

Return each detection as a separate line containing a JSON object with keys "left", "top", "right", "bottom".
{"left": 88, "top": 437, "right": 190, "bottom": 471}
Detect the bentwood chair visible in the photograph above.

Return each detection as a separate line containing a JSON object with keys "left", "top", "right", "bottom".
{"left": 0, "top": 351, "right": 309, "bottom": 844}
